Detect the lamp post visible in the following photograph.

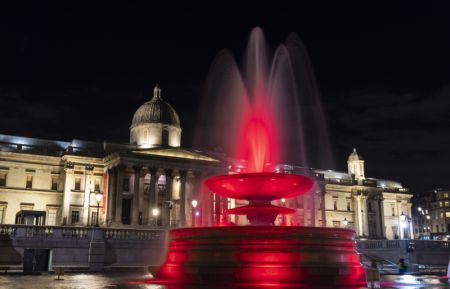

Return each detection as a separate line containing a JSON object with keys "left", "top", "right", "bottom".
{"left": 191, "top": 199, "right": 198, "bottom": 227}
{"left": 152, "top": 208, "right": 159, "bottom": 226}
{"left": 280, "top": 198, "right": 286, "bottom": 225}
{"left": 95, "top": 191, "right": 102, "bottom": 227}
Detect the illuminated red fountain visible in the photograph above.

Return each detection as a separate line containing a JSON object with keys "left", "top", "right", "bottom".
{"left": 146, "top": 28, "right": 367, "bottom": 288}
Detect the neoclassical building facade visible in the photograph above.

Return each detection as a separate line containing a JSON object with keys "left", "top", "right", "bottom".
{"left": 0, "top": 86, "right": 414, "bottom": 239}
{"left": 0, "top": 86, "right": 226, "bottom": 228}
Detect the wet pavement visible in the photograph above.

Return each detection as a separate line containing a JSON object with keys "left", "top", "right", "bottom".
{"left": 0, "top": 273, "right": 449, "bottom": 289}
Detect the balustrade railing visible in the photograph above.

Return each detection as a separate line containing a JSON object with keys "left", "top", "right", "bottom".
{"left": 357, "top": 239, "right": 450, "bottom": 251}
{"left": 0, "top": 224, "right": 164, "bottom": 241}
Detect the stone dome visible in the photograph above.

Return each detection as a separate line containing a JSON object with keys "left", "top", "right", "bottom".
{"left": 348, "top": 148, "right": 363, "bottom": 161}
{"left": 131, "top": 85, "right": 180, "bottom": 128}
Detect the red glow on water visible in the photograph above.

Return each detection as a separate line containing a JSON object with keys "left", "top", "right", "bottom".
{"left": 238, "top": 112, "right": 279, "bottom": 172}
{"left": 152, "top": 226, "right": 367, "bottom": 288}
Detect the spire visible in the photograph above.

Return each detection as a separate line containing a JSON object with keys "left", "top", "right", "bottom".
{"left": 153, "top": 84, "right": 161, "bottom": 99}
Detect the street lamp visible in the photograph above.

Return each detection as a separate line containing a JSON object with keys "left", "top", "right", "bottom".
{"left": 280, "top": 198, "right": 286, "bottom": 225}
{"left": 343, "top": 218, "right": 348, "bottom": 227}
{"left": 191, "top": 199, "right": 198, "bottom": 227}
{"left": 152, "top": 208, "right": 159, "bottom": 226}
{"left": 95, "top": 191, "right": 102, "bottom": 227}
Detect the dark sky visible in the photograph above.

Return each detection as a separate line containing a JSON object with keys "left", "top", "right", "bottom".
{"left": 1, "top": 2, "right": 450, "bottom": 193}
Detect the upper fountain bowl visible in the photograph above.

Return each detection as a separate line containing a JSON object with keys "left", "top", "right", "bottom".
{"left": 205, "top": 172, "right": 315, "bottom": 201}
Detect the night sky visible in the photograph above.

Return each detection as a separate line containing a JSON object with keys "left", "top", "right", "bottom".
{"left": 1, "top": 2, "right": 450, "bottom": 193}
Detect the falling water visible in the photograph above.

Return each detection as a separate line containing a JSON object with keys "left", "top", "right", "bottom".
{"left": 195, "top": 27, "right": 333, "bottom": 170}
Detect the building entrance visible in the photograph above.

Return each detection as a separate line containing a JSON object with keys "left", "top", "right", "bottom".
{"left": 121, "top": 199, "right": 131, "bottom": 224}
{"left": 23, "top": 249, "right": 50, "bottom": 273}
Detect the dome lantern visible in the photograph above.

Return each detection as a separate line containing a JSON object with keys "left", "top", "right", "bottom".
{"left": 347, "top": 148, "right": 365, "bottom": 180}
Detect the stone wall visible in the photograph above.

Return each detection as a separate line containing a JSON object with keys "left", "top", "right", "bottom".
{"left": 0, "top": 225, "right": 166, "bottom": 271}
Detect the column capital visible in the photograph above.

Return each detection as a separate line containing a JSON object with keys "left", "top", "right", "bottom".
{"left": 179, "top": 170, "right": 188, "bottom": 178}
{"left": 85, "top": 164, "right": 95, "bottom": 171}
{"left": 64, "top": 162, "right": 74, "bottom": 172}
{"left": 148, "top": 167, "right": 159, "bottom": 176}
{"left": 164, "top": 168, "right": 173, "bottom": 177}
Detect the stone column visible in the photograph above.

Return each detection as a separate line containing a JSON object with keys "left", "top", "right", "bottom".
{"left": 362, "top": 196, "right": 369, "bottom": 237}
{"left": 407, "top": 203, "right": 414, "bottom": 239}
{"left": 62, "top": 165, "right": 74, "bottom": 225}
{"left": 310, "top": 190, "right": 316, "bottom": 226}
{"left": 106, "top": 168, "right": 116, "bottom": 225}
{"left": 178, "top": 170, "right": 188, "bottom": 227}
{"left": 354, "top": 195, "right": 363, "bottom": 237}
{"left": 318, "top": 182, "right": 326, "bottom": 227}
{"left": 82, "top": 166, "right": 94, "bottom": 225}
{"left": 397, "top": 201, "right": 404, "bottom": 239}
{"left": 162, "top": 169, "right": 173, "bottom": 227}
{"left": 132, "top": 166, "right": 142, "bottom": 226}
{"left": 378, "top": 197, "right": 386, "bottom": 238}
{"left": 114, "top": 166, "right": 125, "bottom": 225}
{"left": 147, "top": 168, "right": 159, "bottom": 226}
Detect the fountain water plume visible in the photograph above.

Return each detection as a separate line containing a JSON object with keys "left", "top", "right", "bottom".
{"left": 148, "top": 27, "right": 366, "bottom": 288}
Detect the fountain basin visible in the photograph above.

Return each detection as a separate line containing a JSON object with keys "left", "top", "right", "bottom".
{"left": 156, "top": 226, "right": 366, "bottom": 288}
{"left": 204, "top": 172, "right": 315, "bottom": 201}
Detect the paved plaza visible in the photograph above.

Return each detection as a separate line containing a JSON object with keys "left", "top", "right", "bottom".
{"left": 0, "top": 272, "right": 449, "bottom": 289}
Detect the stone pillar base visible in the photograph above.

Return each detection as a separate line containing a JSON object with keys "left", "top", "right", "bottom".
{"left": 89, "top": 229, "right": 105, "bottom": 271}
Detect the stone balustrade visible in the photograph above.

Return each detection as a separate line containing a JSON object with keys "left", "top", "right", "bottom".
{"left": 104, "top": 228, "right": 163, "bottom": 240}
{"left": 357, "top": 239, "right": 450, "bottom": 267}
{"left": 0, "top": 224, "right": 167, "bottom": 271}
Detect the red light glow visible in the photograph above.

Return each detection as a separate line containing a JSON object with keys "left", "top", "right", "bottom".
{"left": 149, "top": 226, "right": 367, "bottom": 288}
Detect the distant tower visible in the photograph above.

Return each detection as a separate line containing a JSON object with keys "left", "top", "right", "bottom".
{"left": 130, "top": 85, "right": 181, "bottom": 148}
{"left": 347, "top": 148, "right": 365, "bottom": 180}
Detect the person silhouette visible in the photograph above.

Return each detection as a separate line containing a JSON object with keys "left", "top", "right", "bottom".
{"left": 398, "top": 258, "right": 407, "bottom": 274}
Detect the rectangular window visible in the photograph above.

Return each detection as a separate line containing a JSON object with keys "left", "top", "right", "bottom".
{"left": 26, "top": 175, "right": 33, "bottom": 189}
{"left": 391, "top": 205, "right": 395, "bottom": 216}
{"left": 446, "top": 212, "right": 450, "bottom": 218}
{"left": 333, "top": 199, "right": 338, "bottom": 211}
{"left": 51, "top": 176, "right": 58, "bottom": 190}
{"left": 441, "top": 212, "right": 444, "bottom": 218}
{"left": 347, "top": 201, "right": 351, "bottom": 211}
{"left": 0, "top": 173, "right": 6, "bottom": 187}
{"left": 123, "top": 178, "right": 129, "bottom": 191}
{"left": 440, "top": 202, "right": 443, "bottom": 207}
{"left": 91, "top": 211, "right": 98, "bottom": 226}
{"left": 0, "top": 206, "right": 4, "bottom": 224}
{"left": 47, "top": 209, "right": 57, "bottom": 226}
{"left": 74, "top": 177, "right": 81, "bottom": 191}
{"left": 441, "top": 224, "right": 445, "bottom": 232}
{"left": 332, "top": 220, "right": 340, "bottom": 228}
{"left": 445, "top": 201, "right": 450, "bottom": 207}
{"left": 368, "top": 202, "right": 372, "bottom": 212}
{"left": 94, "top": 179, "right": 100, "bottom": 192}
{"left": 71, "top": 210, "right": 80, "bottom": 224}
{"left": 444, "top": 193, "right": 449, "bottom": 198}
